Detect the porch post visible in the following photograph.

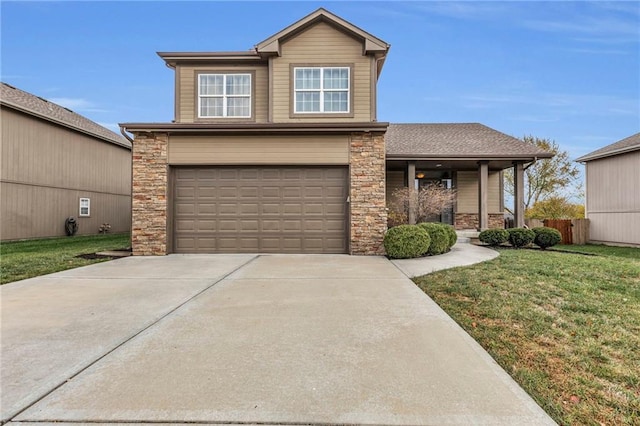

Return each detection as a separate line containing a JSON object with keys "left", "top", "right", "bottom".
{"left": 478, "top": 161, "right": 489, "bottom": 230}
{"left": 407, "top": 161, "right": 416, "bottom": 225}
{"left": 514, "top": 162, "right": 525, "bottom": 228}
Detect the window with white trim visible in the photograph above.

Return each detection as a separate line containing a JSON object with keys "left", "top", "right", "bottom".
{"left": 294, "top": 67, "right": 350, "bottom": 113}
{"left": 79, "top": 198, "right": 90, "bottom": 217}
{"left": 198, "top": 73, "right": 251, "bottom": 118}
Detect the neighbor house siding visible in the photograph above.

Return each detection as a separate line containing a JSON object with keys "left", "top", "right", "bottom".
{"left": 168, "top": 135, "right": 349, "bottom": 165}
{"left": 0, "top": 108, "right": 131, "bottom": 240}
{"left": 271, "top": 21, "right": 372, "bottom": 122}
{"left": 585, "top": 151, "right": 640, "bottom": 246}
{"left": 455, "top": 171, "right": 502, "bottom": 214}
{"left": 176, "top": 64, "right": 269, "bottom": 123}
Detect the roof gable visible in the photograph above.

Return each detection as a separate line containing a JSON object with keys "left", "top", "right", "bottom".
{"left": 575, "top": 132, "right": 640, "bottom": 162}
{"left": 255, "top": 8, "right": 389, "bottom": 58}
{"left": 0, "top": 82, "right": 130, "bottom": 149}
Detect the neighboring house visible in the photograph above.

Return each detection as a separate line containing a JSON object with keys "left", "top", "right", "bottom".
{"left": 0, "top": 83, "right": 132, "bottom": 241}
{"left": 576, "top": 133, "right": 640, "bottom": 247}
{"left": 121, "top": 8, "right": 551, "bottom": 256}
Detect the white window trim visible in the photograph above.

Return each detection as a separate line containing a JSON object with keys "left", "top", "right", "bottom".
{"left": 198, "top": 73, "right": 252, "bottom": 118}
{"left": 79, "top": 198, "right": 90, "bottom": 217}
{"left": 294, "top": 67, "right": 350, "bottom": 114}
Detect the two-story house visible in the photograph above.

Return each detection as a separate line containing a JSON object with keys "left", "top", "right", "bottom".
{"left": 122, "top": 8, "right": 551, "bottom": 256}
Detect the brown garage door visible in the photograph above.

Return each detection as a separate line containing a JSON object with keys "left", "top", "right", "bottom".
{"left": 173, "top": 167, "right": 348, "bottom": 253}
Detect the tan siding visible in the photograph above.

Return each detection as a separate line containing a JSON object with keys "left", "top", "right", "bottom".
{"left": 0, "top": 108, "right": 131, "bottom": 240}
{"left": 176, "top": 64, "right": 268, "bottom": 123}
{"left": 168, "top": 135, "right": 349, "bottom": 165}
{"left": 1, "top": 182, "right": 131, "bottom": 240}
{"left": 272, "top": 21, "right": 372, "bottom": 122}
{"left": 456, "top": 171, "right": 501, "bottom": 214}
{"left": 585, "top": 151, "right": 640, "bottom": 245}
{"left": 385, "top": 170, "right": 405, "bottom": 205}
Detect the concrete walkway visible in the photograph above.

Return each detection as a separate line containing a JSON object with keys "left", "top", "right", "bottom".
{"left": 2, "top": 253, "right": 555, "bottom": 425}
{"left": 392, "top": 242, "right": 499, "bottom": 278}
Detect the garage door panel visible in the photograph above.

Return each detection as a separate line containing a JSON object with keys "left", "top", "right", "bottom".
{"left": 174, "top": 167, "right": 348, "bottom": 253}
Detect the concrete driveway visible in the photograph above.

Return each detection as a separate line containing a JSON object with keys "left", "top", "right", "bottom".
{"left": 1, "top": 254, "right": 555, "bottom": 425}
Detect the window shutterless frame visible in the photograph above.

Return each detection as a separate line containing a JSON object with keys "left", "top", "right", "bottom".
{"left": 79, "top": 198, "right": 90, "bottom": 217}
{"left": 293, "top": 66, "right": 350, "bottom": 114}
{"left": 197, "top": 73, "right": 252, "bottom": 118}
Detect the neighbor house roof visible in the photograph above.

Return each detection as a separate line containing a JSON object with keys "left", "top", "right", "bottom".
{"left": 385, "top": 123, "right": 553, "bottom": 160}
{"left": 0, "top": 82, "right": 131, "bottom": 149}
{"left": 575, "top": 132, "right": 640, "bottom": 162}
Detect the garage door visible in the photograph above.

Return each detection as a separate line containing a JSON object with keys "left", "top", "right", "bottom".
{"left": 173, "top": 167, "right": 348, "bottom": 253}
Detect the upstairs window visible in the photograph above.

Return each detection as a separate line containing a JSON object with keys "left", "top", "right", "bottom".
{"left": 294, "top": 67, "right": 350, "bottom": 113}
{"left": 198, "top": 73, "right": 251, "bottom": 118}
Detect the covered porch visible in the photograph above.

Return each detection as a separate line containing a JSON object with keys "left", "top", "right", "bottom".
{"left": 385, "top": 124, "right": 553, "bottom": 230}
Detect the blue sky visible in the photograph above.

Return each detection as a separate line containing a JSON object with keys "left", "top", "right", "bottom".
{"left": 2, "top": 1, "right": 638, "bottom": 163}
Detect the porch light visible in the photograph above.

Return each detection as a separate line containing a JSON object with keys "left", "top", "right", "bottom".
{"left": 416, "top": 172, "right": 425, "bottom": 179}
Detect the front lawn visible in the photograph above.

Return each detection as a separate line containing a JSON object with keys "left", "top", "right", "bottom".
{"left": 1, "top": 234, "right": 130, "bottom": 285}
{"left": 414, "top": 246, "right": 640, "bottom": 425}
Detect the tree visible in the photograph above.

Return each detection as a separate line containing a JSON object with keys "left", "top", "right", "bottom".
{"left": 525, "top": 197, "right": 585, "bottom": 219}
{"left": 504, "top": 136, "right": 580, "bottom": 212}
{"left": 388, "top": 183, "right": 456, "bottom": 225}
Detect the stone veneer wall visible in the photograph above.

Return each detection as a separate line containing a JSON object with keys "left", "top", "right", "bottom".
{"left": 350, "top": 132, "right": 387, "bottom": 255}
{"left": 455, "top": 213, "right": 504, "bottom": 230}
{"left": 132, "top": 133, "right": 168, "bottom": 255}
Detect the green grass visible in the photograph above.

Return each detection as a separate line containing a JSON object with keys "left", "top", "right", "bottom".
{"left": 553, "top": 244, "right": 640, "bottom": 260}
{"left": 414, "top": 246, "right": 640, "bottom": 425}
{"left": 1, "top": 234, "right": 130, "bottom": 284}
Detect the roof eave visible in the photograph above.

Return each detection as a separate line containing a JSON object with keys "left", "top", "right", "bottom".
{"left": 386, "top": 153, "right": 554, "bottom": 161}
{"left": 1, "top": 100, "right": 131, "bottom": 150}
{"left": 575, "top": 145, "right": 640, "bottom": 162}
{"left": 119, "top": 121, "right": 389, "bottom": 135}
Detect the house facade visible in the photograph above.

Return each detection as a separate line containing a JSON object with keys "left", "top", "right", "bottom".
{"left": 122, "top": 8, "right": 550, "bottom": 256}
{"left": 576, "top": 133, "right": 640, "bottom": 247}
{"left": 1, "top": 83, "right": 132, "bottom": 241}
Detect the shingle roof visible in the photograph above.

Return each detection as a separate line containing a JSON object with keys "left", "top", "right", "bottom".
{"left": 386, "top": 123, "right": 553, "bottom": 159}
{"left": 0, "top": 82, "right": 131, "bottom": 149}
{"left": 575, "top": 132, "right": 640, "bottom": 162}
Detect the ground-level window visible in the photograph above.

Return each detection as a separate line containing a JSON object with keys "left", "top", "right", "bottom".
{"left": 294, "top": 67, "right": 350, "bottom": 113}
{"left": 198, "top": 73, "right": 251, "bottom": 118}
{"left": 79, "top": 198, "right": 90, "bottom": 217}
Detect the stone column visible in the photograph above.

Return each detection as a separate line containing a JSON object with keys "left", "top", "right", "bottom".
{"left": 350, "top": 132, "right": 387, "bottom": 255}
{"left": 478, "top": 161, "right": 489, "bottom": 230}
{"left": 131, "top": 132, "right": 168, "bottom": 255}
{"left": 514, "top": 162, "right": 525, "bottom": 228}
{"left": 407, "top": 161, "right": 416, "bottom": 225}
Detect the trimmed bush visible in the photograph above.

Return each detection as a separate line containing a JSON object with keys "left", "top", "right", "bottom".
{"left": 418, "top": 222, "right": 450, "bottom": 255}
{"left": 478, "top": 229, "right": 509, "bottom": 246}
{"left": 533, "top": 227, "right": 562, "bottom": 249}
{"left": 442, "top": 224, "right": 458, "bottom": 248}
{"left": 383, "top": 225, "right": 431, "bottom": 259}
{"left": 507, "top": 227, "right": 535, "bottom": 248}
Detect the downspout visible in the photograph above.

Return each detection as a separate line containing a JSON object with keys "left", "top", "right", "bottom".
{"left": 120, "top": 125, "right": 134, "bottom": 144}
{"left": 120, "top": 125, "right": 134, "bottom": 252}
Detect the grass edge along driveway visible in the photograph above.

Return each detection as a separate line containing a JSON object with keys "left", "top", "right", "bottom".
{"left": 414, "top": 245, "right": 640, "bottom": 426}
{"left": 1, "top": 233, "right": 130, "bottom": 285}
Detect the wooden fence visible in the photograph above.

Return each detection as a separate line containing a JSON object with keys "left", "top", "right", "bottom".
{"left": 521, "top": 218, "right": 590, "bottom": 245}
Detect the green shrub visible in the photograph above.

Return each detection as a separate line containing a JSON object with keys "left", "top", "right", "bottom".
{"left": 442, "top": 224, "right": 457, "bottom": 248}
{"left": 478, "top": 229, "right": 509, "bottom": 246}
{"left": 417, "top": 223, "right": 450, "bottom": 255}
{"left": 383, "top": 225, "right": 431, "bottom": 259}
{"left": 532, "top": 227, "right": 562, "bottom": 249}
{"left": 507, "top": 228, "right": 535, "bottom": 248}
